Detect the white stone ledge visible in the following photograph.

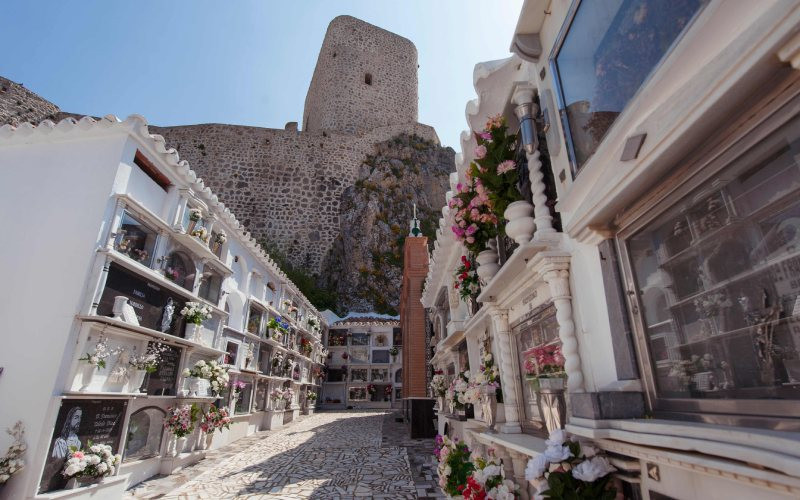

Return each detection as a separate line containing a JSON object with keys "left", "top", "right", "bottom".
{"left": 567, "top": 417, "right": 800, "bottom": 478}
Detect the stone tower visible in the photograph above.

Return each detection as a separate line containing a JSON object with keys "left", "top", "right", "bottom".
{"left": 302, "top": 15, "right": 419, "bottom": 135}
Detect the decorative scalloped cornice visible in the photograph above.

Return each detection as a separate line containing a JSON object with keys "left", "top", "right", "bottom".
{"left": 0, "top": 114, "right": 325, "bottom": 325}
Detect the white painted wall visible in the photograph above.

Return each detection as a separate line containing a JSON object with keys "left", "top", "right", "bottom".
{"left": 0, "top": 133, "right": 128, "bottom": 499}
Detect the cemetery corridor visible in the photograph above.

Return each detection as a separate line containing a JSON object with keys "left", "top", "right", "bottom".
{"left": 126, "top": 410, "right": 443, "bottom": 499}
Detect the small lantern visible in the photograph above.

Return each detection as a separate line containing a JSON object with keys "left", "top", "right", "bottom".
{"left": 514, "top": 102, "right": 538, "bottom": 154}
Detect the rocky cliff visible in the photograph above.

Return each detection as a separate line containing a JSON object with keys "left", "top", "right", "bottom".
{"left": 320, "top": 133, "right": 452, "bottom": 314}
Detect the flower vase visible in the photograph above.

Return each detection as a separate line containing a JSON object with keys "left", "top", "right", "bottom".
{"left": 437, "top": 396, "right": 445, "bottom": 412}
{"left": 504, "top": 200, "right": 535, "bottom": 245}
{"left": 128, "top": 369, "right": 148, "bottom": 393}
{"left": 79, "top": 362, "right": 97, "bottom": 392}
{"left": 174, "top": 436, "right": 188, "bottom": 456}
{"left": 535, "top": 378, "right": 567, "bottom": 434}
{"left": 66, "top": 477, "right": 102, "bottom": 489}
{"left": 186, "top": 323, "right": 203, "bottom": 344}
{"left": 475, "top": 246, "right": 500, "bottom": 283}
{"left": 205, "top": 432, "right": 214, "bottom": 450}
{"left": 188, "top": 377, "right": 202, "bottom": 397}
{"left": 481, "top": 390, "right": 497, "bottom": 433}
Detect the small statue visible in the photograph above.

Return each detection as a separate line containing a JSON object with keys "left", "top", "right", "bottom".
{"left": 160, "top": 298, "right": 175, "bottom": 333}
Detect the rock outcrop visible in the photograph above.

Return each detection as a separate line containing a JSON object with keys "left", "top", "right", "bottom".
{"left": 320, "top": 134, "right": 453, "bottom": 314}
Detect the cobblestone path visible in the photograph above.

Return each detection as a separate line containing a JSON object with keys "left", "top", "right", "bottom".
{"left": 127, "top": 410, "right": 442, "bottom": 499}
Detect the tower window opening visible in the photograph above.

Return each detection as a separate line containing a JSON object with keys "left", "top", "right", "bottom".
{"left": 364, "top": 73, "right": 372, "bottom": 85}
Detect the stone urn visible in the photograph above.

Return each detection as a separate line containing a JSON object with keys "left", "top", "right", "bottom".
{"left": 503, "top": 200, "right": 535, "bottom": 245}
{"left": 475, "top": 245, "right": 500, "bottom": 283}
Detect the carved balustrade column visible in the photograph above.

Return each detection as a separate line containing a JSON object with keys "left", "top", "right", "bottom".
{"left": 541, "top": 260, "right": 585, "bottom": 392}
{"left": 488, "top": 307, "right": 522, "bottom": 433}
{"left": 508, "top": 450, "right": 532, "bottom": 500}
{"left": 512, "top": 84, "right": 555, "bottom": 239}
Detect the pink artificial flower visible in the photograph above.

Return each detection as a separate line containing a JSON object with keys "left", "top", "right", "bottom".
{"left": 456, "top": 182, "right": 463, "bottom": 192}
{"left": 480, "top": 131, "right": 492, "bottom": 140}
{"left": 466, "top": 236, "right": 475, "bottom": 244}
{"left": 466, "top": 224, "right": 478, "bottom": 236}
{"left": 474, "top": 145, "right": 487, "bottom": 159}
{"left": 497, "top": 160, "right": 516, "bottom": 174}
{"left": 470, "top": 208, "right": 479, "bottom": 220}
{"left": 73, "top": 451, "right": 84, "bottom": 459}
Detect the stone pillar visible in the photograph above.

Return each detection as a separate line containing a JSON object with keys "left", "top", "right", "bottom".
{"left": 89, "top": 256, "right": 113, "bottom": 315}
{"left": 488, "top": 307, "right": 522, "bottom": 433}
{"left": 106, "top": 198, "right": 126, "bottom": 250}
{"left": 541, "top": 262, "right": 585, "bottom": 392}
{"left": 509, "top": 450, "right": 532, "bottom": 500}
{"left": 173, "top": 190, "right": 190, "bottom": 230}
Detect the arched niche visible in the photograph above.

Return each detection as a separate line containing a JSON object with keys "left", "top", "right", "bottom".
{"left": 123, "top": 406, "right": 166, "bottom": 462}
{"left": 164, "top": 250, "right": 196, "bottom": 291}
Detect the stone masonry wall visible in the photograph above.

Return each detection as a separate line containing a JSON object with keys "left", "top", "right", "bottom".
{"left": 0, "top": 76, "right": 61, "bottom": 127}
{"left": 302, "top": 16, "right": 418, "bottom": 135}
{"left": 151, "top": 122, "right": 439, "bottom": 273}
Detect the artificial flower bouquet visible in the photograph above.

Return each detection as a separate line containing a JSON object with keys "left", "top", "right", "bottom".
{"left": 300, "top": 338, "right": 313, "bottom": 355}
{"left": 470, "top": 115, "right": 522, "bottom": 220}
{"left": 384, "top": 384, "right": 393, "bottom": 397}
{"left": 128, "top": 341, "right": 169, "bottom": 373}
{"left": 449, "top": 176, "right": 499, "bottom": 254}
{"left": 180, "top": 302, "right": 212, "bottom": 325}
{"left": 306, "top": 391, "right": 318, "bottom": 402}
{"left": 213, "top": 231, "right": 227, "bottom": 245}
{"left": 0, "top": 421, "right": 26, "bottom": 485}
{"left": 231, "top": 380, "right": 246, "bottom": 397}
{"left": 200, "top": 405, "right": 232, "bottom": 434}
{"left": 526, "top": 344, "right": 566, "bottom": 391}
{"left": 270, "top": 388, "right": 285, "bottom": 404}
{"left": 367, "top": 384, "right": 377, "bottom": 396}
{"left": 462, "top": 450, "right": 518, "bottom": 500}
{"left": 454, "top": 254, "right": 481, "bottom": 301}
{"left": 62, "top": 442, "right": 121, "bottom": 480}
{"left": 188, "top": 207, "right": 202, "bottom": 222}
{"left": 434, "top": 434, "right": 475, "bottom": 497}
{"left": 191, "top": 227, "right": 210, "bottom": 242}
{"left": 524, "top": 429, "right": 616, "bottom": 500}
{"left": 430, "top": 373, "right": 448, "bottom": 398}
{"left": 79, "top": 335, "right": 118, "bottom": 369}
{"left": 389, "top": 346, "right": 399, "bottom": 356}
{"left": 267, "top": 316, "right": 289, "bottom": 334}
{"left": 182, "top": 359, "right": 230, "bottom": 396}
{"left": 164, "top": 404, "right": 200, "bottom": 438}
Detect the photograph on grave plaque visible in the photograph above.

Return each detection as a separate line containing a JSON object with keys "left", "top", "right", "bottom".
{"left": 123, "top": 407, "right": 166, "bottom": 462}
{"left": 97, "top": 263, "right": 188, "bottom": 336}
{"left": 39, "top": 398, "right": 127, "bottom": 493}
{"left": 145, "top": 343, "right": 182, "bottom": 396}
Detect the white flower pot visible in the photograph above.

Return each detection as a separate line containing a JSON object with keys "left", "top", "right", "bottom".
{"left": 128, "top": 369, "right": 148, "bottom": 393}
{"left": 475, "top": 248, "right": 500, "bottom": 283}
{"left": 188, "top": 377, "right": 203, "bottom": 397}
{"left": 175, "top": 436, "right": 188, "bottom": 456}
{"left": 504, "top": 200, "right": 535, "bottom": 245}
{"left": 185, "top": 323, "right": 203, "bottom": 344}
{"left": 79, "top": 362, "right": 97, "bottom": 392}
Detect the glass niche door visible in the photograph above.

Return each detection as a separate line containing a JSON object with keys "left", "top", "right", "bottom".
{"left": 621, "top": 108, "right": 800, "bottom": 428}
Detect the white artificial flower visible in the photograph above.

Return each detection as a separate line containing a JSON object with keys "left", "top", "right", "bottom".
{"left": 545, "top": 429, "right": 568, "bottom": 447}
{"left": 580, "top": 443, "right": 598, "bottom": 458}
{"left": 182, "top": 368, "right": 191, "bottom": 377}
{"left": 525, "top": 454, "right": 548, "bottom": 480}
{"left": 571, "top": 456, "right": 616, "bottom": 482}
{"left": 97, "top": 463, "right": 108, "bottom": 473}
{"left": 543, "top": 444, "right": 572, "bottom": 463}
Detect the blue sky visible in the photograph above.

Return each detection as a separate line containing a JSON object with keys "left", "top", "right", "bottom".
{"left": 1, "top": 0, "right": 523, "bottom": 149}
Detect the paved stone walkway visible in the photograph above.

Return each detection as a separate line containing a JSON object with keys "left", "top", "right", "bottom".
{"left": 127, "top": 410, "right": 444, "bottom": 499}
